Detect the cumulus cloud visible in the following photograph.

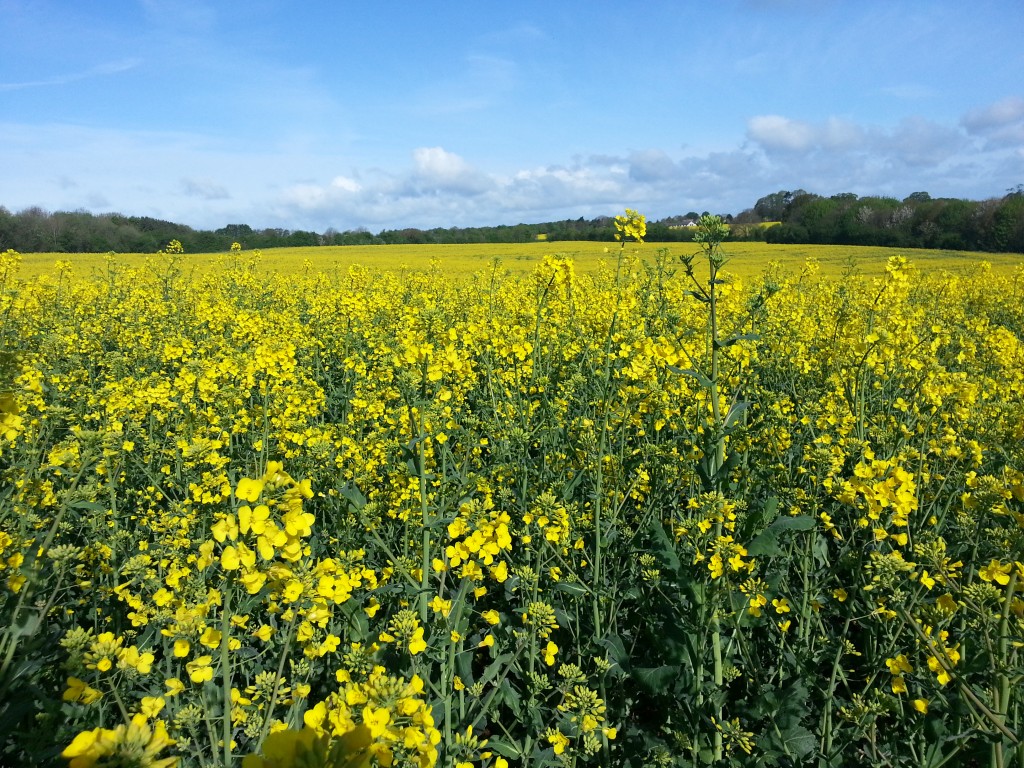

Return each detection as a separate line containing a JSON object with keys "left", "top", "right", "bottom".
{"left": 411, "top": 147, "right": 494, "bottom": 195}
{"left": 962, "top": 96, "right": 1024, "bottom": 147}
{"left": 746, "top": 115, "right": 865, "bottom": 153}
{"left": 880, "top": 117, "right": 967, "bottom": 167}
{"left": 5, "top": 97, "right": 1022, "bottom": 234}
{"left": 747, "top": 115, "right": 818, "bottom": 152}
{"left": 746, "top": 112, "right": 972, "bottom": 170}
{"left": 628, "top": 149, "right": 679, "bottom": 183}
{"left": 330, "top": 175, "right": 362, "bottom": 193}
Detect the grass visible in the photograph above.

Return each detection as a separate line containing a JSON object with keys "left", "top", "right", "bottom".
{"left": 15, "top": 240, "right": 1023, "bottom": 282}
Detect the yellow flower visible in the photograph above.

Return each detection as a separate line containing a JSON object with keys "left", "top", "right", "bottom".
{"left": 221, "top": 545, "right": 241, "bottom": 571}
{"left": 200, "top": 627, "right": 222, "bottom": 649}
{"left": 241, "top": 570, "right": 267, "bottom": 595}
{"left": 428, "top": 595, "right": 452, "bottom": 616}
{"left": 408, "top": 627, "right": 427, "bottom": 655}
{"left": 886, "top": 654, "right": 913, "bottom": 675}
{"left": 239, "top": 504, "right": 271, "bottom": 535}
{"left": 241, "top": 727, "right": 372, "bottom": 768}
{"left": 546, "top": 729, "right": 570, "bottom": 755}
{"left": 119, "top": 646, "right": 155, "bottom": 675}
{"left": 139, "top": 696, "right": 165, "bottom": 719}
{"left": 63, "top": 718, "right": 177, "bottom": 768}
{"left": 927, "top": 655, "right": 954, "bottom": 686}
{"left": 912, "top": 698, "right": 929, "bottom": 714}
{"left": 186, "top": 655, "right": 214, "bottom": 683}
{"left": 362, "top": 704, "right": 391, "bottom": 738}
{"left": 63, "top": 677, "right": 103, "bottom": 705}
{"left": 282, "top": 579, "right": 304, "bottom": 603}
{"left": 235, "top": 477, "right": 265, "bottom": 503}
{"left": 211, "top": 514, "right": 238, "bottom": 543}
{"left": 979, "top": 559, "right": 1011, "bottom": 585}
{"left": 543, "top": 640, "right": 558, "bottom": 666}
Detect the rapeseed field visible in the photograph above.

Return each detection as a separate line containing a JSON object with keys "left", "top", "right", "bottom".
{"left": 1, "top": 216, "right": 1023, "bottom": 767}
{"left": 16, "top": 238, "right": 1023, "bottom": 282}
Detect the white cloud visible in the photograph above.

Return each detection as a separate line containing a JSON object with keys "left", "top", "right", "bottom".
{"left": 747, "top": 115, "right": 818, "bottom": 152}
{"left": 410, "top": 147, "right": 494, "bottom": 195}
{"left": 4, "top": 98, "right": 1023, "bottom": 234}
{"left": 962, "top": 96, "right": 1024, "bottom": 148}
{"left": 628, "top": 150, "right": 678, "bottom": 183}
{"left": 747, "top": 115, "right": 864, "bottom": 153}
{"left": 747, "top": 112, "right": 970, "bottom": 170}
{"left": 330, "top": 176, "right": 362, "bottom": 193}
{"left": 963, "top": 96, "right": 1024, "bottom": 132}
{"left": 880, "top": 117, "right": 967, "bottom": 167}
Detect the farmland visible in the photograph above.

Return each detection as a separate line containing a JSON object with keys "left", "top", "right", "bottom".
{"left": 15, "top": 239, "right": 1024, "bottom": 282}
{"left": 1, "top": 220, "right": 1024, "bottom": 767}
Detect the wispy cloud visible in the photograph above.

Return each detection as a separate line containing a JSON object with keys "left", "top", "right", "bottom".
{"left": 181, "top": 178, "right": 230, "bottom": 200}
{"left": 0, "top": 58, "right": 141, "bottom": 92}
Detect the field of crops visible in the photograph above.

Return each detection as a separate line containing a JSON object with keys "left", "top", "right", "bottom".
{"left": 16, "top": 238, "right": 1024, "bottom": 282}
{"left": 1, "top": 221, "right": 1023, "bottom": 767}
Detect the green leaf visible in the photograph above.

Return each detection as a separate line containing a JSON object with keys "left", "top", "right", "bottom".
{"left": 631, "top": 665, "right": 680, "bottom": 695}
{"left": 748, "top": 529, "right": 782, "bottom": 557}
{"left": 552, "top": 581, "right": 589, "bottom": 598}
{"left": 771, "top": 515, "right": 816, "bottom": 531}
{"left": 646, "top": 515, "right": 681, "bottom": 572}
{"left": 69, "top": 500, "right": 105, "bottom": 512}
{"left": 779, "top": 724, "right": 816, "bottom": 759}
{"left": 667, "top": 365, "right": 712, "bottom": 388}
{"left": 478, "top": 653, "right": 514, "bottom": 687}
{"left": 486, "top": 738, "right": 522, "bottom": 759}
{"left": 721, "top": 332, "right": 761, "bottom": 347}
{"left": 748, "top": 514, "right": 817, "bottom": 557}
{"left": 338, "top": 482, "right": 366, "bottom": 511}
{"left": 724, "top": 400, "right": 750, "bottom": 430}
{"left": 499, "top": 678, "right": 522, "bottom": 718}
{"left": 455, "top": 650, "right": 475, "bottom": 684}
{"left": 598, "top": 633, "right": 631, "bottom": 674}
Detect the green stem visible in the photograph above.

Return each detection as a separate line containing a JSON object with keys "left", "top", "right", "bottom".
{"left": 221, "top": 585, "right": 233, "bottom": 767}
{"left": 257, "top": 610, "right": 299, "bottom": 749}
{"left": 898, "top": 607, "right": 1019, "bottom": 744}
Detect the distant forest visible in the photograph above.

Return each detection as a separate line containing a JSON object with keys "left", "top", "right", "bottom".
{"left": 1, "top": 187, "right": 1023, "bottom": 254}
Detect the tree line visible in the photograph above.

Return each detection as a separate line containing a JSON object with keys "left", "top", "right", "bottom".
{"left": 1, "top": 189, "right": 1022, "bottom": 254}
{"left": 742, "top": 187, "right": 1024, "bottom": 253}
{"left": 0, "top": 208, "right": 720, "bottom": 253}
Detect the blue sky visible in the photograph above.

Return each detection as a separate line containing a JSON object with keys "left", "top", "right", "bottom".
{"left": 2, "top": 0, "right": 1023, "bottom": 232}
